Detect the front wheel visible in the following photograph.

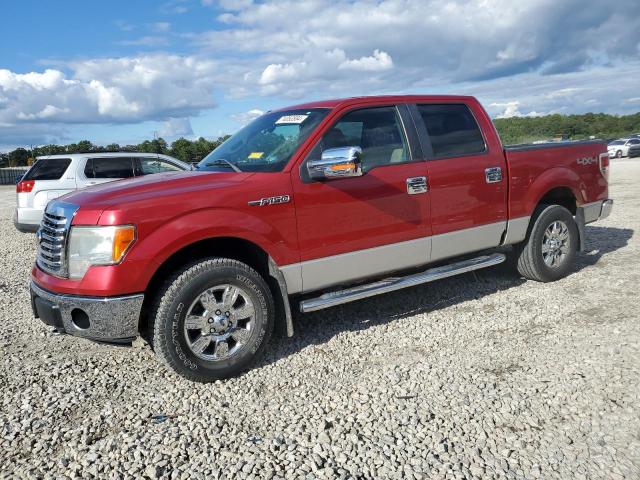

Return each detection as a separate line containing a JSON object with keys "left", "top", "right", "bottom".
{"left": 512, "top": 205, "right": 578, "bottom": 282}
{"left": 151, "top": 258, "right": 274, "bottom": 382}
{"left": 616, "top": 150, "right": 623, "bottom": 158}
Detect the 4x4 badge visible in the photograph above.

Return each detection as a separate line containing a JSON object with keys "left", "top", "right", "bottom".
{"left": 248, "top": 195, "right": 291, "bottom": 206}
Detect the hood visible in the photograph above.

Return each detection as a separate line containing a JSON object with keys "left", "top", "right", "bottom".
{"left": 61, "top": 171, "right": 254, "bottom": 226}
{"left": 63, "top": 170, "right": 251, "bottom": 208}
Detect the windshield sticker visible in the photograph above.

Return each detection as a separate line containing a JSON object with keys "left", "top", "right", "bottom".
{"left": 275, "top": 114, "right": 308, "bottom": 124}
{"left": 248, "top": 152, "right": 264, "bottom": 159}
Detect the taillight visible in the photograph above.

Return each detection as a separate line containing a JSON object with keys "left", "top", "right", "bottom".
{"left": 599, "top": 153, "right": 609, "bottom": 182}
{"left": 16, "top": 180, "right": 35, "bottom": 193}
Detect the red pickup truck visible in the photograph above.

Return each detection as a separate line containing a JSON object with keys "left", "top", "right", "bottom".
{"left": 30, "top": 95, "right": 612, "bottom": 382}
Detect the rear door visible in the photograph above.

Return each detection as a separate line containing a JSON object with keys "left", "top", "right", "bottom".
{"left": 21, "top": 157, "right": 76, "bottom": 211}
{"left": 81, "top": 157, "right": 135, "bottom": 187}
{"left": 410, "top": 102, "right": 508, "bottom": 262}
{"left": 291, "top": 103, "right": 431, "bottom": 293}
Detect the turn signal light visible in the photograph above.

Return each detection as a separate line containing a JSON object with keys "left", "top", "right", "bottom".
{"left": 329, "top": 162, "right": 357, "bottom": 173}
{"left": 112, "top": 225, "right": 136, "bottom": 262}
{"left": 16, "top": 180, "right": 35, "bottom": 193}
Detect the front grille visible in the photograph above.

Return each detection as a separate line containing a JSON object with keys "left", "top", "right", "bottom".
{"left": 37, "top": 212, "right": 67, "bottom": 276}
{"left": 36, "top": 201, "right": 78, "bottom": 278}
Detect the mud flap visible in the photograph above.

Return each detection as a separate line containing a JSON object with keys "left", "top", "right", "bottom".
{"left": 575, "top": 207, "right": 586, "bottom": 252}
{"left": 268, "top": 257, "right": 294, "bottom": 337}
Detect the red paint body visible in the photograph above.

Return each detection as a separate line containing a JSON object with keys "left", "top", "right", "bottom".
{"left": 32, "top": 95, "right": 609, "bottom": 297}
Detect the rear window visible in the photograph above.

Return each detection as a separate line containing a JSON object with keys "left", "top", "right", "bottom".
{"left": 85, "top": 158, "right": 135, "bottom": 179}
{"left": 23, "top": 158, "right": 71, "bottom": 181}
{"left": 417, "top": 104, "right": 486, "bottom": 158}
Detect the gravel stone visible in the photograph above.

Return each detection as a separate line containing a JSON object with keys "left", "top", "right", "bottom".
{"left": 1, "top": 159, "right": 639, "bottom": 479}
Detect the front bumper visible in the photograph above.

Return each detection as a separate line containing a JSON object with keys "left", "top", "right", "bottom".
{"left": 30, "top": 281, "right": 143, "bottom": 343}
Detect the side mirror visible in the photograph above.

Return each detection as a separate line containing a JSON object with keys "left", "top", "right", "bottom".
{"left": 307, "top": 146, "right": 363, "bottom": 180}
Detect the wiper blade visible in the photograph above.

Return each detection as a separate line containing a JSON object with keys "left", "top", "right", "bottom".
{"left": 204, "top": 159, "right": 242, "bottom": 173}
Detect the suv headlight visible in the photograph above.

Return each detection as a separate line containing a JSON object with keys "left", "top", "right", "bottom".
{"left": 68, "top": 225, "right": 136, "bottom": 279}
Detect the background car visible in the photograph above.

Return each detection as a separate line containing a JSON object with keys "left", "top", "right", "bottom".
{"left": 14, "top": 152, "right": 191, "bottom": 232}
{"left": 628, "top": 143, "right": 640, "bottom": 158}
{"left": 608, "top": 138, "right": 640, "bottom": 158}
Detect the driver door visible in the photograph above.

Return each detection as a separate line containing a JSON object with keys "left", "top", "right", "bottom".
{"left": 291, "top": 104, "right": 432, "bottom": 293}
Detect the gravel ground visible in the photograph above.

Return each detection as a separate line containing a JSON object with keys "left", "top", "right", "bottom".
{"left": 1, "top": 160, "right": 639, "bottom": 479}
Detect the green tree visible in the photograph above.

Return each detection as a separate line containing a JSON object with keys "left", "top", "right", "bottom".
{"left": 9, "top": 148, "right": 29, "bottom": 166}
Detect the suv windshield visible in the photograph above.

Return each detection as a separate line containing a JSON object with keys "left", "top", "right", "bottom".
{"left": 609, "top": 140, "right": 625, "bottom": 145}
{"left": 198, "top": 108, "right": 329, "bottom": 172}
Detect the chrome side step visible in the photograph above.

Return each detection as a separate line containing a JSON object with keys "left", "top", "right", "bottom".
{"left": 299, "top": 253, "right": 506, "bottom": 313}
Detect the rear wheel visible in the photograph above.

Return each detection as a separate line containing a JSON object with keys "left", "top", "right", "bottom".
{"left": 513, "top": 205, "right": 578, "bottom": 282}
{"left": 151, "top": 258, "right": 274, "bottom": 382}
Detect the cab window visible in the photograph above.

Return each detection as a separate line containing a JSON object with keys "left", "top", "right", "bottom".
{"left": 307, "top": 106, "right": 410, "bottom": 172}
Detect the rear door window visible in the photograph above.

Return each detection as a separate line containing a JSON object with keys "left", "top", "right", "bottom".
{"left": 85, "top": 158, "right": 135, "bottom": 179}
{"left": 23, "top": 158, "right": 71, "bottom": 180}
{"left": 417, "top": 104, "right": 486, "bottom": 158}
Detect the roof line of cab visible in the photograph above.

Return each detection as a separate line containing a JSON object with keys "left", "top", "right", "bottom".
{"left": 272, "top": 94, "right": 479, "bottom": 112}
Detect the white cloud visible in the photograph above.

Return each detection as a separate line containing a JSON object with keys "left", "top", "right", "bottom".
{"left": 338, "top": 49, "right": 393, "bottom": 71}
{"left": 192, "top": 0, "right": 640, "bottom": 96}
{"left": 490, "top": 101, "right": 544, "bottom": 119}
{"left": 159, "top": 117, "right": 193, "bottom": 137}
{"left": 230, "top": 109, "right": 264, "bottom": 125}
{"left": 0, "top": 56, "right": 219, "bottom": 127}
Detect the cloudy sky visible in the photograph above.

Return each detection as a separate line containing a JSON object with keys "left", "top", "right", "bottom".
{"left": 1, "top": 0, "right": 639, "bottom": 150}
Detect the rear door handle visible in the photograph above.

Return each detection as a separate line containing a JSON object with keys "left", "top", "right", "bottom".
{"left": 485, "top": 167, "right": 503, "bottom": 183}
{"left": 406, "top": 176, "right": 428, "bottom": 194}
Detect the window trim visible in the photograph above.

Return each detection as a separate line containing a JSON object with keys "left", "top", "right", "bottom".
{"left": 300, "top": 104, "right": 418, "bottom": 182}
{"left": 409, "top": 102, "right": 489, "bottom": 161}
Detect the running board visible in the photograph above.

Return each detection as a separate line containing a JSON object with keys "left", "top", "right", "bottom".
{"left": 299, "top": 253, "right": 506, "bottom": 313}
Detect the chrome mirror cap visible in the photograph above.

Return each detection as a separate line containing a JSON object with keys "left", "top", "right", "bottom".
{"left": 307, "top": 146, "right": 363, "bottom": 180}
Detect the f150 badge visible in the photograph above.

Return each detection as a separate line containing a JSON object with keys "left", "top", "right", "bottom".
{"left": 248, "top": 195, "right": 291, "bottom": 206}
{"left": 577, "top": 156, "right": 597, "bottom": 165}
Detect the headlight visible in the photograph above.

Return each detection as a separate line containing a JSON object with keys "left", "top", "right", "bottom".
{"left": 68, "top": 225, "right": 136, "bottom": 279}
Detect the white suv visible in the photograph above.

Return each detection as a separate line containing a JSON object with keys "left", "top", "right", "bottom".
{"left": 13, "top": 153, "right": 191, "bottom": 232}
{"left": 608, "top": 138, "right": 640, "bottom": 158}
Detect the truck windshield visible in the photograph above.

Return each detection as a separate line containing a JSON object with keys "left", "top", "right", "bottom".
{"left": 198, "top": 108, "right": 329, "bottom": 172}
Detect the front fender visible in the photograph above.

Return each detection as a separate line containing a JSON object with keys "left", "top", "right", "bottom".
{"left": 130, "top": 207, "right": 295, "bottom": 283}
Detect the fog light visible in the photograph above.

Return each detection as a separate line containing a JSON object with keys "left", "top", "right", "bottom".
{"left": 71, "top": 309, "right": 90, "bottom": 330}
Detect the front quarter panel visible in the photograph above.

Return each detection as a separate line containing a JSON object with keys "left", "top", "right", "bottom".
{"left": 34, "top": 173, "right": 298, "bottom": 296}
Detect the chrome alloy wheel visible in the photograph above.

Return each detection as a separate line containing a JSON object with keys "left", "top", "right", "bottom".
{"left": 184, "top": 284, "right": 255, "bottom": 361}
{"left": 542, "top": 220, "right": 570, "bottom": 268}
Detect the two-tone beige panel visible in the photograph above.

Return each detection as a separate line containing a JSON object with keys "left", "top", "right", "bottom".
{"left": 280, "top": 237, "right": 430, "bottom": 294}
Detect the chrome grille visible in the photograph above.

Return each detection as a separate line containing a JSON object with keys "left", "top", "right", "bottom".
{"left": 36, "top": 201, "right": 78, "bottom": 277}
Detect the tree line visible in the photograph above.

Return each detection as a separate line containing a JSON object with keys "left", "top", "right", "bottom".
{"left": 2, "top": 111, "right": 640, "bottom": 167}
{"left": 493, "top": 112, "right": 640, "bottom": 145}
{"left": 0, "top": 136, "right": 230, "bottom": 168}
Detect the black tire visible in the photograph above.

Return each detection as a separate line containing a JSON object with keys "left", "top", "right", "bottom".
{"left": 151, "top": 258, "right": 274, "bottom": 382}
{"left": 616, "top": 150, "right": 623, "bottom": 158}
{"left": 512, "top": 205, "right": 578, "bottom": 282}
